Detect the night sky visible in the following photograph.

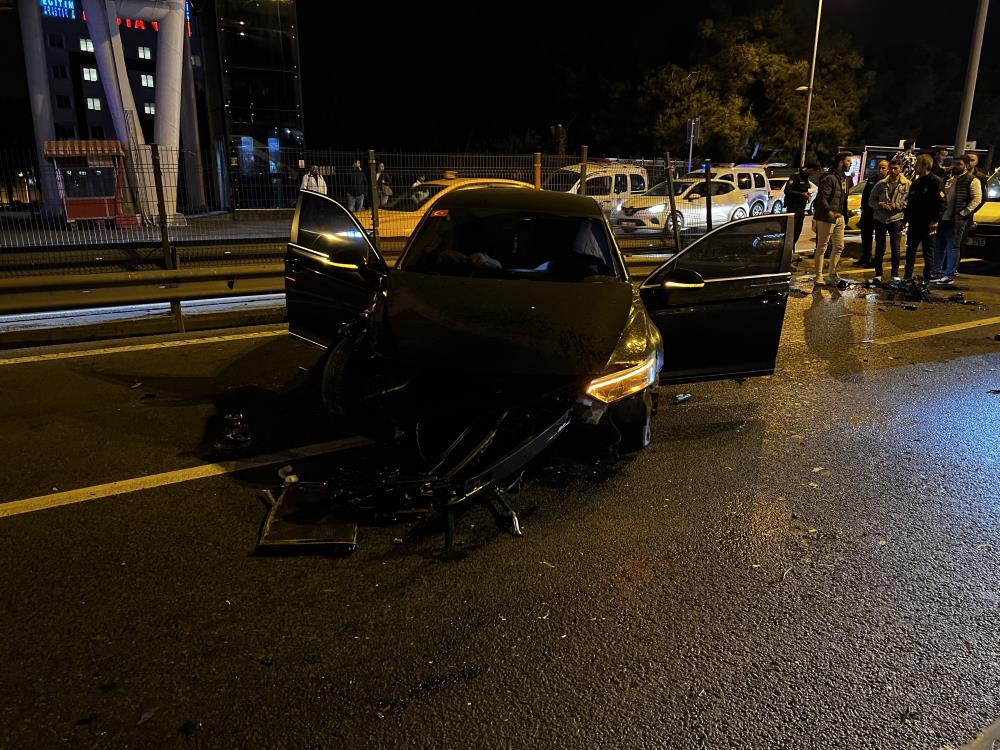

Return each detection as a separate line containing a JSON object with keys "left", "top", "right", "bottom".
{"left": 296, "top": 0, "right": 999, "bottom": 152}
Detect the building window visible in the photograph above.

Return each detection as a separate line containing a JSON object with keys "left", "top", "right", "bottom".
{"left": 87, "top": 97, "right": 101, "bottom": 111}
{"left": 48, "top": 33, "right": 64, "bottom": 49}
{"left": 55, "top": 95, "right": 72, "bottom": 109}
{"left": 90, "top": 125, "right": 105, "bottom": 139}
{"left": 144, "top": 102, "right": 156, "bottom": 115}
{"left": 138, "top": 46, "right": 151, "bottom": 60}
{"left": 54, "top": 123, "right": 76, "bottom": 139}
{"left": 79, "top": 38, "right": 95, "bottom": 53}
{"left": 140, "top": 74, "right": 154, "bottom": 88}
{"left": 83, "top": 67, "right": 98, "bottom": 82}
{"left": 52, "top": 65, "right": 68, "bottom": 80}
{"left": 190, "top": 54, "right": 202, "bottom": 66}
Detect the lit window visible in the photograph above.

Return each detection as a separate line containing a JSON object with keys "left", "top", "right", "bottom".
{"left": 190, "top": 54, "right": 202, "bottom": 66}
{"left": 141, "top": 74, "right": 154, "bottom": 88}
{"left": 138, "top": 46, "right": 151, "bottom": 60}
{"left": 79, "top": 38, "right": 94, "bottom": 53}
{"left": 144, "top": 102, "right": 156, "bottom": 115}
{"left": 87, "top": 97, "right": 101, "bottom": 111}
{"left": 83, "top": 67, "right": 98, "bottom": 82}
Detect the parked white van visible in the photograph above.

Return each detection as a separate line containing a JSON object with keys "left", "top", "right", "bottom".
{"left": 544, "top": 162, "right": 650, "bottom": 215}
{"left": 685, "top": 164, "right": 771, "bottom": 217}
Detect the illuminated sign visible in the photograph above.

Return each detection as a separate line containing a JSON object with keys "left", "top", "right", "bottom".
{"left": 40, "top": 0, "right": 76, "bottom": 19}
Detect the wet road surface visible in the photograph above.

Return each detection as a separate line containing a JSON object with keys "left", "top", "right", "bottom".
{"left": 1, "top": 262, "right": 999, "bottom": 749}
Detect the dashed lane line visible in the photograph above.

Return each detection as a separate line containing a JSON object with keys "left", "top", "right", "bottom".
{"left": 869, "top": 315, "right": 1000, "bottom": 345}
{"left": 0, "top": 437, "right": 370, "bottom": 520}
{"left": 0, "top": 328, "right": 286, "bottom": 367}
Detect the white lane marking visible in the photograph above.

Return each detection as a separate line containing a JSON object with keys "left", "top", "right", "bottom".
{"left": 0, "top": 437, "right": 370, "bottom": 519}
{"left": 871, "top": 315, "right": 1000, "bottom": 345}
{"left": 0, "top": 328, "right": 286, "bottom": 366}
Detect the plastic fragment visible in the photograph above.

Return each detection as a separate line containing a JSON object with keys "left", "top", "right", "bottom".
{"left": 670, "top": 393, "right": 692, "bottom": 405}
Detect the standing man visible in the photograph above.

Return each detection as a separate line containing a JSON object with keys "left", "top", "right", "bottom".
{"left": 346, "top": 159, "right": 368, "bottom": 214}
{"left": 812, "top": 151, "right": 853, "bottom": 287}
{"left": 892, "top": 140, "right": 918, "bottom": 181}
{"left": 784, "top": 161, "right": 819, "bottom": 249}
{"left": 903, "top": 154, "right": 943, "bottom": 280}
{"left": 869, "top": 159, "right": 910, "bottom": 283}
{"left": 300, "top": 164, "right": 327, "bottom": 195}
{"left": 931, "top": 154, "right": 982, "bottom": 286}
{"left": 854, "top": 159, "right": 889, "bottom": 267}
{"left": 375, "top": 162, "right": 392, "bottom": 207}
{"left": 931, "top": 148, "right": 950, "bottom": 180}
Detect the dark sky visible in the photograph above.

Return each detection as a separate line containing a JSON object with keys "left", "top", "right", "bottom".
{"left": 297, "top": 0, "right": 998, "bottom": 151}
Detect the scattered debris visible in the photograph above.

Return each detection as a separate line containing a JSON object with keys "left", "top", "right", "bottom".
{"left": 540, "top": 560, "right": 556, "bottom": 568}
{"left": 213, "top": 413, "right": 251, "bottom": 453}
{"left": 258, "top": 657, "right": 273, "bottom": 666}
{"left": 811, "top": 467, "right": 825, "bottom": 473}
{"left": 130, "top": 381, "right": 143, "bottom": 389}
{"left": 137, "top": 706, "right": 159, "bottom": 726}
{"left": 898, "top": 707, "right": 921, "bottom": 725}
{"left": 277, "top": 465, "right": 299, "bottom": 485}
{"left": 781, "top": 566, "right": 793, "bottom": 582}
{"left": 178, "top": 721, "right": 201, "bottom": 737}
{"left": 901, "top": 303, "right": 918, "bottom": 311}
{"left": 670, "top": 393, "right": 692, "bottom": 405}
{"left": 988, "top": 390, "right": 1000, "bottom": 395}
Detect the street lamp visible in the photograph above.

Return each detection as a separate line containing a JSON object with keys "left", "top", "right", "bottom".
{"left": 800, "top": 0, "right": 823, "bottom": 167}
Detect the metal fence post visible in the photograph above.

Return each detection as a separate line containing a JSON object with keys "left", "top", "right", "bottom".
{"left": 578, "top": 145, "right": 588, "bottom": 196}
{"left": 151, "top": 143, "right": 184, "bottom": 332}
{"left": 704, "top": 158, "right": 713, "bottom": 233}
{"left": 664, "top": 152, "right": 683, "bottom": 252}
{"left": 368, "top": 150, "right": 380, "bottom": 250}
{"left": 533, "top": 152, "right": 542, "bottom": 189}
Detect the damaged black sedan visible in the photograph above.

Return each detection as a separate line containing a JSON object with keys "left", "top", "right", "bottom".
{"left": 280, "top": 187, "right": 792, "bottom": 542}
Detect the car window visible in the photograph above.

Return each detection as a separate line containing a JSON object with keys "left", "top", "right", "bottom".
{"left": 614, "top": 174, "right": 628, "bottom": 194}
{"left": 770, "top": 178, "right": 788, "bottom": 191}
{"left": 543, "top": 170, "right": 580, "bottom": 193}
{"left": 383, "top": 184, "right": 445, "bottom": 212}
{"left": 985, "top": 170, "right": 999, "bottom": 201}
{"left": 586, "top": 176, "right": 611, "bottom": 196}
{"left": 712, "top": 183, "right": 735, "bottom": 196}
{"left": 630, "top": 174, "right": 646, "bottom": 193}
{"left": 671, "top": 216, "right": 786, "bottom": 280}
{"left": 719, "top": 174, "right": 735, "bottom": 183}
{"left": 753, "top": 173, "right": 766, "bottom": 189}
{"left": 295, "top": 191, "right": 372, "bottom": 258}
{"left": 401, "top": 209, "right": 622, "bottom": 282}
{"left": 737, "top": 173, "right": 753, "bottom": 190}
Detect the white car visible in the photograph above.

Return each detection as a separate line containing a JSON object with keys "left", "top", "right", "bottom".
{"left": 686, "top": 165, "right": 771, "bottom": 217}
{"left": 612, "top": 178, "right": 749, "bottom": 233}
{"left": 544, "top": 162, "right": 649, "bottom": 216}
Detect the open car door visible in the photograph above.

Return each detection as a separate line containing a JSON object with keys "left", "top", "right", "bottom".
{"left": 285, "top": 191, "right": 388, "bottom": 349}
{"left": 639, "top": 214, "right": 793, "bottom": 384}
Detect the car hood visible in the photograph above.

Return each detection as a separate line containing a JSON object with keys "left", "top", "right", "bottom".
{"left": 380, "top": 271, "right": 633, "bottom": 377}
{"left": 623, "top": 195, "right": 680, "bottom": 210}
{"left": 974, "top": 201, "right": 1000, "bottom": 224}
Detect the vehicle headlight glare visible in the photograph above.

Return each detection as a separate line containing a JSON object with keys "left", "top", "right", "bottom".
{"left": 648, "top": 204, "right": 665, "bottom": 214}
{"left": 585, "top": 354, "right": 657, "bottom": 404}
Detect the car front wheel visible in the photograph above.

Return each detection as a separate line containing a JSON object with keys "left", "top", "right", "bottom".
{"left": 731, "top": 207, "right": 748, "bottom": 221}
{"left": 750, "top": 201, "right": 766, "bottom": 216}
{"left": 608, "top": 390, "right": 654, "bottom": 452}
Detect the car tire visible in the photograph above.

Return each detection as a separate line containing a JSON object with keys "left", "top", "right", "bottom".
{"left": 750, "top": 201, "right": 766, "bottom": 216}
{"left": 771, "top": 200, "right": 783, "bottom": 214}
{"left": 667, "top": 212, "right": 684, "bottom": 232}
{"left": 320, "top": 328, "right": 372, "bottom": 419}
{"left": 608, "top": 390, "right": 654, "bottom": 452}
{"left": 731, "top": 207, "right": 748, "bottom": 221}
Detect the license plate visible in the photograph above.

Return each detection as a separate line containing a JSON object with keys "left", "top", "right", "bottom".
{"left": 965, "top": 236, "right": 986, "bottom": 246}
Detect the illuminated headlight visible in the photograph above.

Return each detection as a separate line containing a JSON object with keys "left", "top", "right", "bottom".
{"left": 647, "top": 204, "right": 666, "bottom": 214}
{"left": 584, "top": 353, "right": 657, "bottom": 404}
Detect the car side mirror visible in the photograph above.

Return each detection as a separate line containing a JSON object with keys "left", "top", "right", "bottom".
{"left": 314, "top": 235, "right": 369, "bottom": 269}
{"left": 662, "top": 267, "right": 705, "bottom": 289}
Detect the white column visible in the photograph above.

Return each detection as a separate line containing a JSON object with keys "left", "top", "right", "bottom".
{"left": 17, "top": 0, "right": 61, "bottom": 214}
{"left": 82, "top": 0, "right": 143, "bottom": 146}
{"left": 153, "top": 0, "right": 186, "bottom": 218}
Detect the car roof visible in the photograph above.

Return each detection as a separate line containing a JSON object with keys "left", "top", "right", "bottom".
{"left": 558, "top": 163, "right": 646, "bottom": 175}
{"left": 423, "top": 178, "right": 533, "bottom": 188}
{"left": 434, "top": 186, "right": 607, "bottom": 218}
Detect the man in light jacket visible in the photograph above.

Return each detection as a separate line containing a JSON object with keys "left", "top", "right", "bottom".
{"left": 812, "top": 151, "right": 853, "bottom": 287}
{"left": 868, "top": 159, "right": 909, "bottom": 283}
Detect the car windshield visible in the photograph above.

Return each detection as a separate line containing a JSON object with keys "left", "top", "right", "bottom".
{"left": 643, "top": 180, "right": 696, "bottom": 197}
{"left": 542, "top": 171, "right": 579, "bottom": 192}
{"left": 986, "top": 170, "right": 1000, "bottom": 202}
{"left": 383, "top": 184, "right": 446, "bottom": 212}
{"left": 849, "top": 180, "right": 866, "bottom": 195}
{"left": 400, "top": 208, "right": 621, "bottom": 282}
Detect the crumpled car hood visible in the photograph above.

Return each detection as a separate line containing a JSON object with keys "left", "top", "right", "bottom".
{"left": 380, "top": 271, "right": 633, "bottom": 376}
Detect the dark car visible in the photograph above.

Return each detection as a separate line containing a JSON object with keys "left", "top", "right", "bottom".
{"left": 284, "top": 187, "right": 793, "bottom": 457}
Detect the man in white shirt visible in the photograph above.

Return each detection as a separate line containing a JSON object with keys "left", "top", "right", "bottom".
{"left": 931, "top": 154, "right": 982, "bottom": 286}
{"left": 300, "top": 165, "right": 327, "bottom": 195}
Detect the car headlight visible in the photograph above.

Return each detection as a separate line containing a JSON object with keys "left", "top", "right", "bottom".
{"left": 584, "top": 353, "right": 658, "bottom": 404}
{"left": 648, "top": 204, "right": 666, "bottom": 214}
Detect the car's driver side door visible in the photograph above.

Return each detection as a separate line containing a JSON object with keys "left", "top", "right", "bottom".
{"left": 640, "top": 214, "right": 794, "bottom": 384}
{"left": 284, "top": 191, "right": 388, "bottom": 349}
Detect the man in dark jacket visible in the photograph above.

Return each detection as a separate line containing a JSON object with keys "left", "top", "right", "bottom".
{"left": 345, "top": 159, "right": 368, "bottom": 213}
{"left": 784, "top": 161, "right": 819, "bottom": 249}
{"left": 854, "top": 159, "right": 888, "bottom": 267}
{"left": 812, "top": 151, "right": 853, "bottom": 286}
{"left": 931, "top": 154, "right": 983, "bottom": 285}
{"left": 903, "top": 154, "right": 943, "bottom": 280}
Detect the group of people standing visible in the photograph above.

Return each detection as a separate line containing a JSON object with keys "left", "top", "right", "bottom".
{"left": 793, "top": 143, "right": 986, "bottom": 288}
{"left": 299, "top": 160, "right": 394, "bottom": 212}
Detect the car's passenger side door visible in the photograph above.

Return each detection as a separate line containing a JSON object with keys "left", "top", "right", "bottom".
{"left": 284, "top": 191, "right": 388, "bottom": 349}
{"left": 640, "top": 215, "right": 793, "bottom": 383}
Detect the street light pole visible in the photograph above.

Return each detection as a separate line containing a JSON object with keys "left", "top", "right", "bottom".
{"left": 953, "top": 0, "right": 990, "bottom": 156}
{"left": 800, "top": 0, "right": 823, "bottom": 167}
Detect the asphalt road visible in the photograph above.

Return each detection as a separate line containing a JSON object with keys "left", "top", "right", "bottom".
{"left": 1, "top": 262, "right": 999, "bottom": 749}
